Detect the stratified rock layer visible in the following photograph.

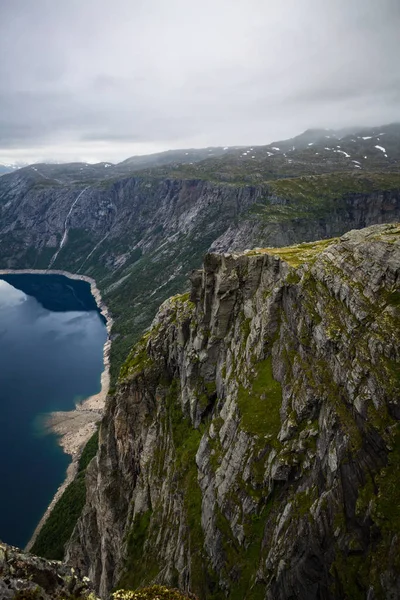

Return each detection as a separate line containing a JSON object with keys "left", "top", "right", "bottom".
{"left": 68, "top": 223, "right": 400, "bottom": 600}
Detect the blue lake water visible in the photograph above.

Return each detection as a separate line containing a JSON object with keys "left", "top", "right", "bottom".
{"left": 0, "top": 274, "right": 107, "bottom": 549}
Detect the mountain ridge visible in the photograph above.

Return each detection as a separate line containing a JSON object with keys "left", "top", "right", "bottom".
{"left": 2, "top": 122, "right": 399, "bottom": 181}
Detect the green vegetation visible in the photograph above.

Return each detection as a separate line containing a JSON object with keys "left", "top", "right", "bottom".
{"left": 127, "top": 148, "right": 400, "bottom": 185}
{"left": 11, "top": 590, "right": 42, "bottom": 600}
{"left": 237, "top": 357, "right": 282, "bottom": 442}
{"left": 118, "top": 379, "right": 207, "bottom": 595}
{"left": 247, "top": 237, "right": 337, "bottom": 267}
{"left": 30, "top": 476, "right": 86, "bottom": 560}
{"left": 11, "top": 588, "right": 96, "bottom": 600}
{"left": 332, "top": 424, "right": 400, "bottom": 599}
{"left": 269, "top": 171, "right": 400, "bottom": 203}
{"left": 245, "top": 172, "right": 400, "bottom": 222}
{"left": 228, "top": 517, "right": 268, "bottom": 600}
{"left": 119, "top": 333, "right": 154, "bottom": 381}
{"left": 216, "top": 489, "right": 279, "bottom": 600}
{"left": 79, "top": 428, "right": 100, "bottom": 471}
{"left": 291, "top": 486, "right": 318, "bottom": 518}
{"left": 119, "top": 510, "right": 158, "bottom": 590}
{"left": 31, "top": 429, "right": 99, "bottom": 560}
{"left": 96, "top": 227, "right": 216, "bottom": 385}
{"left": 52, "top": 228, "right": 96, "bottom": 271}
{"left": 167, "top": 382, "right": 207, "bottom": 597}
{"left": 112, "top": 586, "right": 198, "bottom": 599}
{"left": 371, "top": 425, "right": 400, "bottom": 539}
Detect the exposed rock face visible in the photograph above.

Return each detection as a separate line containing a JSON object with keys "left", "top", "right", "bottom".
{"left": 67, "top": 223, "right": 400, "bottom": 599}
{"left": 210, "top": 188, "right": 400, "bottom": 253}
{"left": 0, "top": 175, "right": 263, "bottom": 268}
{"left": 0, "top": 540, "right": 99, "bottom": 599}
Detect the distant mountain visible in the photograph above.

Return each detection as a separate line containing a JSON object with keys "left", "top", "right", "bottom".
{"left": 3, "top": 123, "right": 399, "bottom": 184}
{"left": 269, "top": 122, "right": 400, "bottom": 157}
{"left": 118, "top": 122, "right": 400, "bottom": 180}
{"left": 120, "top": 122, "right": 400, "bottom": 184}
{"left": 20, "top": 162, "right": 115, "bottom": 184}
{"left": 0, "top": 163, "right": 27, "bottom": 176}
{"left": 118, "top": 146, "right": 238, "bottom": 170}
{"left": 269, "top": 127, "right": 340, "bottom": 151}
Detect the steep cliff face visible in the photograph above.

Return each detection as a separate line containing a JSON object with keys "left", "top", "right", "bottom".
{"left": 0, "top": 173, "right": 261, "bottom": 270}
{"left": 67, "top": 223, "right": 400, "bottom": 599}
{"left": 211, "top": 186, "right": 400, "bottom": 253}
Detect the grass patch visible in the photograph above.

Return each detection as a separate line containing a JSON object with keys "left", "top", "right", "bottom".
{"left": 119, "top": 334, "right": 154, "bottom": 381}
{"left": 237, "top": 357, "right": 282, "bottom": 443}
{"left": 247, "top": 237, "right": 337, "bottom": 267}
{"left": 268, "top": 171, "right": 400, "bottom": 203}
{"left": 112, "top": 586, "right": 198, "bottom": 599}
{"left": 119, "top": 510, "right": 157, "bottom": 590}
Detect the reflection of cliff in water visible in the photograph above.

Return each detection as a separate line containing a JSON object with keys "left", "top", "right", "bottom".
{"left": 0, "top": 273, "right": 103, "bottom": 318}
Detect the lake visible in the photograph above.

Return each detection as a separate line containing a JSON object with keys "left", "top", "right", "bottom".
{"left": 0, "top": 274, "right": 107, "bottom": 549}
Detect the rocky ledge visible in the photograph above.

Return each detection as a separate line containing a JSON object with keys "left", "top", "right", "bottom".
{"left": 0, "top": 541, "right": 196, "bottom": 600}
{"left": 0, "top": 540, "right": 99, "bottom": 599}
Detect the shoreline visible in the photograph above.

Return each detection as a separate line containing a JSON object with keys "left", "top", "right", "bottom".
{"left": 0, "top": 269, "right": 113, "bottom": 552}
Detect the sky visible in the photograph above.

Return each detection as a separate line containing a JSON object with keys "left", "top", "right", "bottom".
{"left": 0, "top": 0, "right": 399, "bottom": 164}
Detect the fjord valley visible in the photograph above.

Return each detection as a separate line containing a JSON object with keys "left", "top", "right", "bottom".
{"left": 0, "top": 124, "right": 400, "bottom": 600}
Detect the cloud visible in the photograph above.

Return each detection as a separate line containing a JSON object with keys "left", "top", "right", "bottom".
{"left": 0, "top": 0, "right": 399, "bottom": 162}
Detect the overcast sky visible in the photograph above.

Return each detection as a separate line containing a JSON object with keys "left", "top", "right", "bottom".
{"left": 0, "top": 0, "right": 399, "bottom": 164}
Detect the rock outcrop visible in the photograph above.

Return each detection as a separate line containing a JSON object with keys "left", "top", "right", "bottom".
{"left": 0, "top": 540, "right": 99, "bottom": 599}
{"left": 0, "top": 542, "right": 194, "bottom": 600}
{"left": 67, "top": 223, "right": 400, "bottom": 599}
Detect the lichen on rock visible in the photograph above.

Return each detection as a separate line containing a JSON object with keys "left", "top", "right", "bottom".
{"left": 0, "top": 541, "right": 99, "bottom": 600}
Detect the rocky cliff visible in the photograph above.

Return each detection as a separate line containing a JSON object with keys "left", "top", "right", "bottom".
{"left": 67, "top": 223, "right": 400, "bottom": 599}
{"left": 0, "top": 540, "right": 194, "bottom": 600}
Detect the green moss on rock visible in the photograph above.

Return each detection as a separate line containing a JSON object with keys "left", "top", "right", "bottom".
{"left": 237, "top": 357, "right": 282, "bottom": 443}
{"left": 112, "top": 585, "right": 198, "bottom": 599}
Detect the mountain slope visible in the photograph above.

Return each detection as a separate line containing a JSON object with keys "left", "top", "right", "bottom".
{"left": 0, "top": 163, "right": 26, "bottom": 177}
{"left": 67, "top": 223, "right": 400, "bottom": 599}
{"left": 119, "top": 147, "right": 239, "bottom": 170}
{"left": 124, "top": 123, "right": 400, "bottom": 184}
